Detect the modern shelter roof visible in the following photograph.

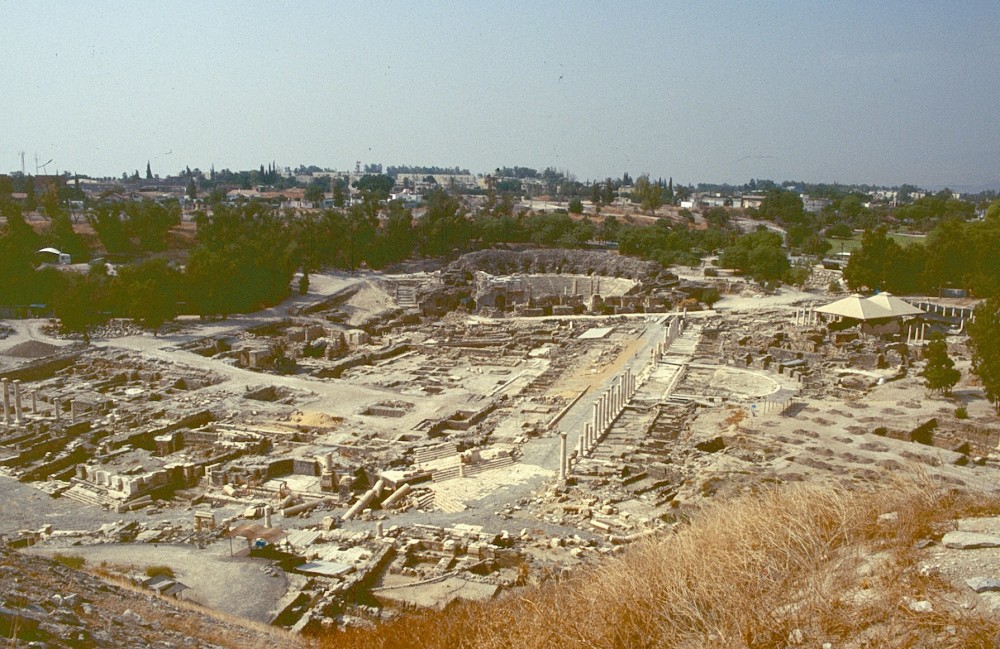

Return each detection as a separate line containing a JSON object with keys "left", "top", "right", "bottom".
{"left": 815, "top": 293, "right": 925, "bottom": 321}
{"left": 863, "top": 292, "right": 925, "bottom": 317}
{"left": 815, "top": 294, "right": 895, "bottom": 321}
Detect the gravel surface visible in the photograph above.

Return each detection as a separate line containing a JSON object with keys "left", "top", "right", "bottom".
{"left": 25, "top": 541, "right": 288, "bottom": 623}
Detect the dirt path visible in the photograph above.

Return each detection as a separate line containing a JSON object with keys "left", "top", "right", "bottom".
{"left": 26, "top": 541, "right": 288, "bottom": 623}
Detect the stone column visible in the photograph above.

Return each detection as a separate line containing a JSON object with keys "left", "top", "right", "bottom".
{"left": 592, "top": 401, "right": 600, "bottom": 434}
{"left": 263, "top": 506, "right": 273, "bottom": 528}
{"left": 2, "top": 379, "right": 9, "bottom": 426}
{"left": 71, "top": 400, "right": 78, "bottom": 424}
{"left": 31, "top": 391, "right": 37, "bottom": 414}
{"left": 54, "top": 397, "right": 61, "bottom": 423}
{"left": 559, "top": 432, "right": 568, "bottom": 481}
{"left": 585, "top": 422, "right": 593, "bottom": 452}
{"left": 13, "top": 380, "right": 23, "bottom": 424}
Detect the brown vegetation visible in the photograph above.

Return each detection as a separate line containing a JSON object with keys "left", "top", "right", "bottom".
{"left": 315, "top": 477, "right": 1000, "bottom": 649}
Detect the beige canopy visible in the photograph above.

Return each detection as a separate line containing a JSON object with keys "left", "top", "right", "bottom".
{"left": 815, "top": 293, "right": 924, "bottom": 321}
{"left": 863, "top": 292, "right": 925, "bottom": 317}
{"left": 815, "top": 294, "right": 894, "bottom": 321}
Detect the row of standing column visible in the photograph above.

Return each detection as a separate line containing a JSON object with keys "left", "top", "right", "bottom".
{"left": 561, "top": 366, "right": 640, "bottom": 480}
{"left": 2, "top": 377, "right": 79, "bottom": 427}
{"left": 907, "top": 323, "right": 930, "bottom": 344}
{"left": 794, "top": 307, "right": 818, "bottom": 326}
{"left": 560, "top": 317, "right": 676, "bottom": 481}
{"left": 655, "top": 315, "right": 684, "bottom": 361}
{"left": 915, "top": 303, "right": 975, "bottom": 321}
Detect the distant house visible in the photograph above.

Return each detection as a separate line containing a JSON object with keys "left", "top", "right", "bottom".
{"left": 226, "top": 189, "right": 262, "bottom": 202}
{"left": 698, "top": 194, "right": 729, "bottom": 208}
{"left": 801, "top": 196, "right": 832, "bottom": 214}
{"left": 741, "top": 194, "right": 766, "bottom": 210}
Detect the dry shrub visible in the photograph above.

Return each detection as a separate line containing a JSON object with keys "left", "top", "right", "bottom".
{"left": 145, "top": 564, "right": 175, "bottom": 579}
{"left": 316, "top": 475, "right": 1000, "bottom": 649}
{"left": 52, "top": 553, "right": 86, "bottom": 570}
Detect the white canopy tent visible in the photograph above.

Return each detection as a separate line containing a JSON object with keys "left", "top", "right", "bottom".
{"left": 863, "top": 292, "right": 925, "bottom": 317}
{"left": 815, "top": 294, "right": 894, "bottom": 321}
{"left": 814, "top": 293, "right": 925, "bottom": 322}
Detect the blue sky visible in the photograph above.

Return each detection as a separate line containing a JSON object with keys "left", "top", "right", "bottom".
{"left": 1, "top": 1, "right": 998, "bottom": 188}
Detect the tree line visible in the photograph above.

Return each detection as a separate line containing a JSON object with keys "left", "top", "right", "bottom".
{"left": 843, "top": 199, "right": 1000, "bottom": 298}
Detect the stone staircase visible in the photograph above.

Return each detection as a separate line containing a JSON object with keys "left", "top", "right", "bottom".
{"left": 396, "top": 285, "right": 417, "bottom": 308}
{"left": 432, "top": 465, "right": 462, "bottom": 482}
{"left": 414, "top": 443, "right": 458, "bottom": 466}
{"left": 432, "top": 491, "right": 467, "bottom": 513}
{"left": 62, "top": 483, "right": 116, "bottom": 509}
{"left": 464, "top": 455, "right": 515, "bottom": 477}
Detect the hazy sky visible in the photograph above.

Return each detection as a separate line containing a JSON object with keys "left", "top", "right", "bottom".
{"left": 2, "top": 1, "right": 998, "bottom": 188}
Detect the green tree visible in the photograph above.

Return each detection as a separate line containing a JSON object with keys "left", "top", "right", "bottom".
{"left": 87, "top": 205, "right": 131, "bottom": 254}
{"left": 589, "top": 183, "right": 602, "bottom": 207}
{"left": 599, "top": 214, "right": 619, "bottom": 242}
{"left": 986, "top": 198, "right": 1000, "bottom": 221}
{"left": 53, "top": 273, "right": 107, "bottom": 343}
{"left": 304, "top": 179, "right": 326, "bottom": 205}
{"left": 0, "top": 203, "right": 56, "bottom": 305}
{"left": 371, "top": 201, "right": 413, "bottom": 267}
{"left": 568, "top": 197, "right": 584, "bottom": 214}
{"left": 758, "top": 189, "right": 804, "bottom": 226}
{"left": 920, "top": 335, "right": 961, "bottom": 395}
{"left": 704, "top": 207, "right": 729, "bottom": 228}
{"left": 125, "top": 199, "right": 180, "bottom": 251}
{"left": 45, "top": 211, "right": 88, "bottom": 262}
{"left": 24, "top": 176, "right": 37, "bottom": 212}
{"left": 633, "top": 174, "right": 663, "bottom": 213}
{"left": 825, "top": 222, "right": 853, "bottom": 239}
{"left": 718, "top": 227, "right": 789, "bottom": 283}
{"left": 602, "top": 178, "right": 615, "bottom": 205}
{"left": 352, "top": 174, "right": 394, "bottom": 200}
{"left": 415, "top": 188, "right": 468, "bottom": 257}
{"left": 186, "top": 202, "right": 297, "bottom": 315}
{"left": 843, "top": 227, "right": 899, "bottom": 293}
{"left": 923, "top": 219, "right": 971, "bottom": 292}
{"left": 969, "top": 297, "right": 1000, "bottom": 411}
{"left": 801, "top": 234, "right": 832, "bottom": 257}
{"left": 115, "top": 258, "right": 180, "bottom": 333}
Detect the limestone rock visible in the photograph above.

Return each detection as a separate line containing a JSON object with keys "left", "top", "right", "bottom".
{"left": 966, "top": 577, "right": 1000, "bottom": 593}
{"left": 942, "top": 531, "right": 1000, "bottom": 550}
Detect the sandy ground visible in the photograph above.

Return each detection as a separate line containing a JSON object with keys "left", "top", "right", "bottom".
{"left": 25, "top": 541, "right": 288, "bottom": 622}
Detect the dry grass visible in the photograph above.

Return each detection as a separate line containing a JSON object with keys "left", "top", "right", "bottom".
{"left": 51, "top": 552, "right": 86, "bottom": 570}
{"left": 315, "top": 476, "right": 1000, "bottom": 649}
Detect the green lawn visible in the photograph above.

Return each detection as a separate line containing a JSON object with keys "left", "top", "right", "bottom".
{"left": 827, "top": 232, "right": 926, "bottom": 254}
